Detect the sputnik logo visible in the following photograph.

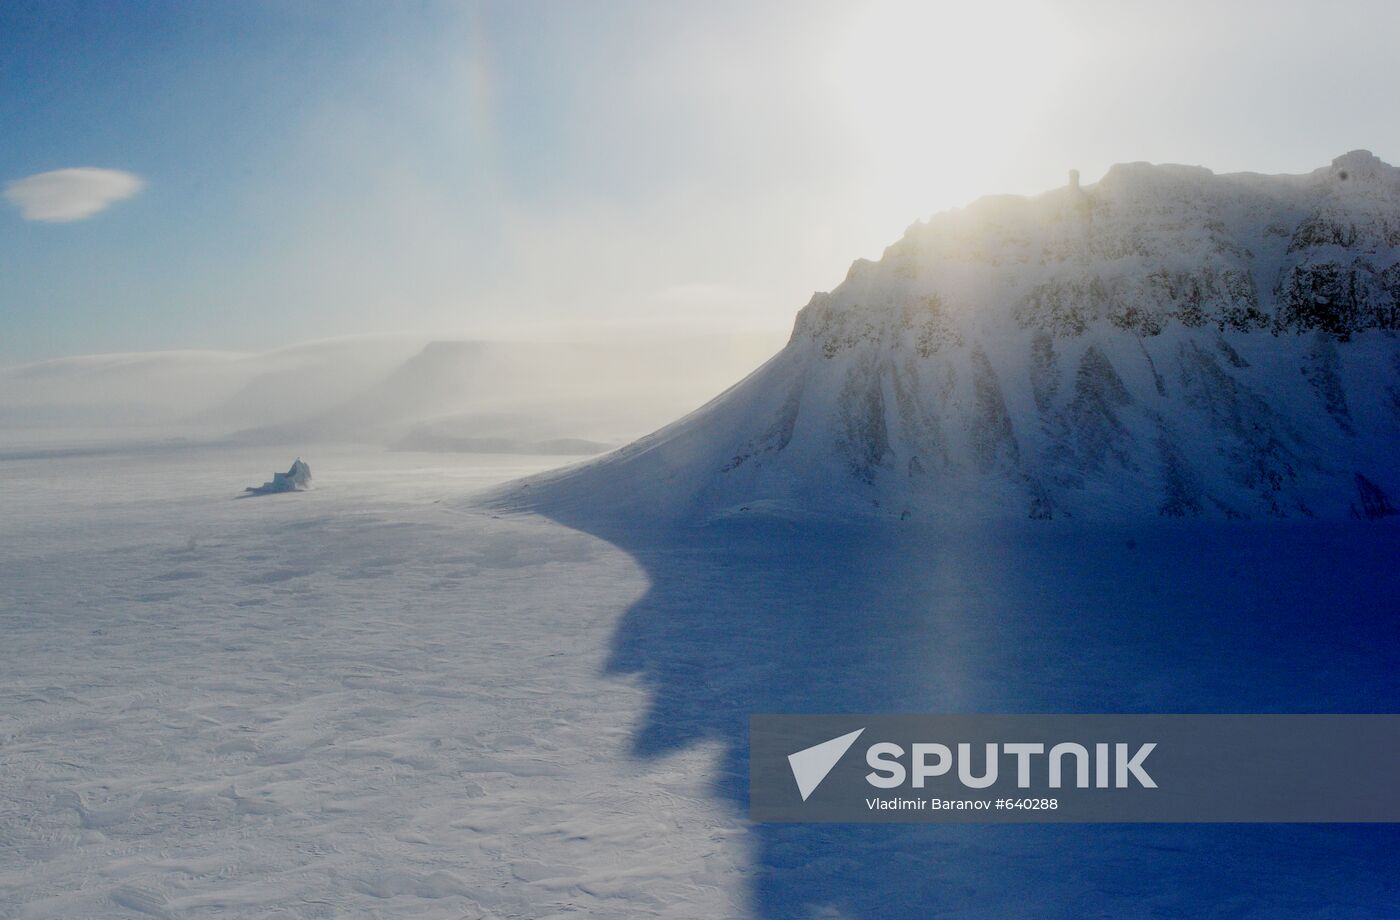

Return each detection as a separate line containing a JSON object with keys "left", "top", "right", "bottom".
{"left": 787, "top": 728, "right": 865, "bottom": 801}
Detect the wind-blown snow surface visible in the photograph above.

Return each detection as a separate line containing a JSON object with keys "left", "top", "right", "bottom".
{"left": 0, "top": 447, "right": 747, "bottom": 918}
{"left": 505, "top": 151, "right": 1400, "bottom": 522}
{"left": 2, "top": 447, "right": 1398, "bottom": 917}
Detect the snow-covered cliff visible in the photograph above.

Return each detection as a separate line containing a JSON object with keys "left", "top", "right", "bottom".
{"left": 506, "top": 151, "right": 1400, "bottom": 521}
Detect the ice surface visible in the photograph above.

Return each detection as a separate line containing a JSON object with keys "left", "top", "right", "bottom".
{"left": 1, "top": 445, "right": 1396, "bottom": 917}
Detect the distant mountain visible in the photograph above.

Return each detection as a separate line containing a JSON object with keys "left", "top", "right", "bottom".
{"left": 0, "top": 333, "right": 787, "bottom": 456}
{"left": 503, "top": 151, "right": 1400, "bottom": 521}
{"left": 0, "top": 337, "right": 426, "bottom": 434}
{"left": 232, "top": 335, "right": 785, "bottom": 451}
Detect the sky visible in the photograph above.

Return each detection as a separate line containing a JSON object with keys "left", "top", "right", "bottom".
{"left": 3, "top": 0, "right": 1400, "bottom": 364}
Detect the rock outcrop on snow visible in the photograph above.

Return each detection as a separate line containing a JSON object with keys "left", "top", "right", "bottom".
{"left": 505, "top": 151, "right": 1400, "bottom": 521}
{"left": 246, "top": 458, "right": 312, "bottom": 495}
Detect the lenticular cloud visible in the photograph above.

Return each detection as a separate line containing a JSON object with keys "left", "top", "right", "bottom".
{"left": 4, "top": 167, "right": 145, "bottom": 222}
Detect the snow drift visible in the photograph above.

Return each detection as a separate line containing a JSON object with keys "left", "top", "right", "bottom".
{"left": 502, "top": 151, "right": 1400, "bottom": 522}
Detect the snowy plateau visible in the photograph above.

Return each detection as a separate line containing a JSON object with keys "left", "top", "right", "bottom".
{"left": 2, "top": 153, "right": 1399, "bottom": 919}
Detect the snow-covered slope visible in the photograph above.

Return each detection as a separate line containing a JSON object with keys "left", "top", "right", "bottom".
{"left": 505, "top": 151, "right": 1400, "bottom": 521}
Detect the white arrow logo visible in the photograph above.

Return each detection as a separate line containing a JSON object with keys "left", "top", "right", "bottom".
{"left": 787, "top": 728, "right": 865, "bottom": 801}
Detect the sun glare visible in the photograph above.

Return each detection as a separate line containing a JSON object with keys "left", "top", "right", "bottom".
{"left": 827, "top": 1, "right": 1074, "bottom": 232}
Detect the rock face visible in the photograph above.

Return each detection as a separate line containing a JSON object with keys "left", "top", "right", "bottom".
{"left": 246, "top": 458, "right": 312, "bottom": 495}
{"left": 510, "top": 151, "right": 1400, "bottom": 522}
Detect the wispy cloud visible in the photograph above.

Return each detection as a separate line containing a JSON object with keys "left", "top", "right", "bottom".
{"left": 5, "top": 168, "right": 145, "bottom": 222}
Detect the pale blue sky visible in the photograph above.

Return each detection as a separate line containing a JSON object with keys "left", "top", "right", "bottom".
{"left": 4, "top": 0, "right": 1399, "bottom": 363}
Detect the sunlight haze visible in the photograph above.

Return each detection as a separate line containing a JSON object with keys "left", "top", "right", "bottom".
{"left": 3, "top": 0, "right": 1399, "bottom": 361}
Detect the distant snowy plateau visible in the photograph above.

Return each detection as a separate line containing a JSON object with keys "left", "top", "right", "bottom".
{"left": 2, "top": 154, "right": 1398, "bottom": 919}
